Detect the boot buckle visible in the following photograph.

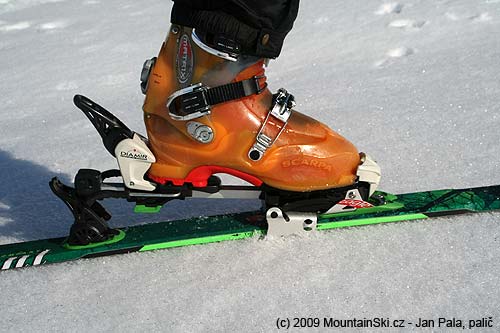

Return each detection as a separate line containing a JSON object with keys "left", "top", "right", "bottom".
{"left": 167, "top": 83, "right": 211, "bottom": 121}
{"left": 248, "top": 88, "right": 295, "bottom": 161}
{"left": 167, "top": 76, "right": 267, "bottom": 121}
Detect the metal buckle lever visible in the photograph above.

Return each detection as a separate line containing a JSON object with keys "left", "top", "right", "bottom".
{"left": 248, "top": 88, "right": 295, "bottom": 161}
{"left": 167, "top": 83, "right": 211, "bottom": 121}
{"left": 272, "top": 88, "right": 296, "bottom": 121}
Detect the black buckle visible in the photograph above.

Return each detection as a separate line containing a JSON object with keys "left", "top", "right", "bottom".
{"left": 167, "top": 83, "right": 211, "bottom": 121}
{"left": 213, "top": 34, "right": 241, "bottom": 58}
{"left": 239, "top": 75, "right": 267, "bottom": 96}
{"left": 253, "top": 75, "right": 268, "bottom": 94}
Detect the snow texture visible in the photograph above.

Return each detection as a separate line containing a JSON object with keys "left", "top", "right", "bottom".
{"left": 1, "top": 0, "right": 500, "bottom": 331}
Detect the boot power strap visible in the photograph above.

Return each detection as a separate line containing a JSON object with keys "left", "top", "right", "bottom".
{"left": 167, "top": 76, "right": 267, "bottom": 121}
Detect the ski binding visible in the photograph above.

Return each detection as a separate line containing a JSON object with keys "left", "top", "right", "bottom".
{"left": 49, "top": 95, "right": 381, "bottom": 246}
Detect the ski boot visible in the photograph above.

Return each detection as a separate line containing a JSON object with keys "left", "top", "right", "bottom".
{"left": 140, "top": 25, "right": 381, "bottom": 206}
{"left": 50, "top": 25, "right": 381, "bottom": 246}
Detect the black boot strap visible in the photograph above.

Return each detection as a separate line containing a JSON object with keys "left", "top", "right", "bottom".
{"left": 167, "top": 76, "right": 267, "bottom": 121}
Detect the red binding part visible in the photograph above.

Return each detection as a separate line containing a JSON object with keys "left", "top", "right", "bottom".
{"left": 149, "top": 166, "right": 263, "bottom": 187}
{"left": 337, "top": 199, "right": 374, "bottom": 208}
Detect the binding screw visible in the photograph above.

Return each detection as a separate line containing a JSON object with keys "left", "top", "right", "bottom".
{"left": 171, "top": 26, "right": 180, "bottom": 34}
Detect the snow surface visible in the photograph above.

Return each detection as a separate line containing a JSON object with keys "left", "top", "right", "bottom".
{"left": 1, "top": 0, "right": 500, "bottom": 331}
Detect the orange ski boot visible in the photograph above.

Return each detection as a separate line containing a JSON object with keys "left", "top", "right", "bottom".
{"left": 140, "top": 26, "right": 380, "bottom": 210}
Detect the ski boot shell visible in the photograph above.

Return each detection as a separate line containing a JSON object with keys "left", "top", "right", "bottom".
{"left": 142, "top": 26, "right": 362, "bottom": 192}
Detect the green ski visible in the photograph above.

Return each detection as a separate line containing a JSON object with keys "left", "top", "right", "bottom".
{"left": 1, "top": 185, "right": 499, "bottom": 271}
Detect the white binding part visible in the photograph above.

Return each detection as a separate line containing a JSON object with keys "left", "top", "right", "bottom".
{"left": 265, "top": 207, "right": 317, "bottom": 238}
{"left": 357, "top": 153, "right": 381, "bottom": 197}
{"left": 115, "top": 133, "right": 157, "bottom": 191}
{"left": 325, "top": 189, "right": 373, "bottom": 214}
{"left": 325, "top": 154, "right": 381, "bottom": 214}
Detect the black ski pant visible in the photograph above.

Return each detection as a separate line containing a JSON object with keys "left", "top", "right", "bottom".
{"left": 170, "top": 0, "right": 300, "bottom": 58}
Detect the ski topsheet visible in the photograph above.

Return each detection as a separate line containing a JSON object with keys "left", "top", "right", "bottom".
{"left": 1, "top": 185, "right": 499, "bottom": 271}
